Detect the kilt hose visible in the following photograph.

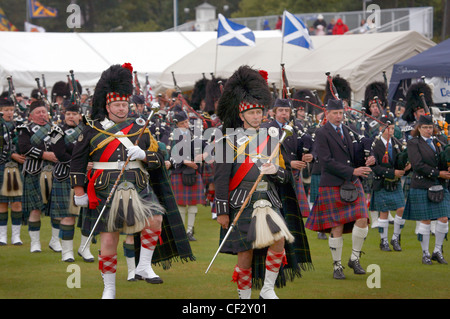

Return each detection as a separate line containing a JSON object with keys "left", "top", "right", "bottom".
{"left": 306, "top": 179, "right": 368, "bottom": 234}
{"left": 403, "top": 188, "right": 450, "bottom": 221}
{"left": 219, "top": 185, "right": 313, "bottom": 289}
{"left": 170, "top": 172, "right": 206, "bottom": 206}
{"left": 134, "top": 166, "right": 196, "bottom": 268}
{"left": 292, "top": 169, "right": 310, "bottom": 218}
{"left": 22, "top": 173, "right": 48, "bottom": 222}
{"left": 369, "top": 185, "right": 405, "bottom": 212}
{"left": 309, "top": 174, "right": 321, "bottom": 204}
{"left": 49, "top": 178, "right": 77, "bottom": 219}
{"left": 0, "top": 163, "right": 23, "bottom": 203}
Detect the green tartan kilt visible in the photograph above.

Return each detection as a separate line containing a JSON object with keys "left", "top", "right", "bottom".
{"left": 309, "top": 174, "right": 321, "bottom": 204}
{"left": 403, "top": 188, "right": 450, "bottom": 221}
{"left": 22, "top": 173, "right": 48, "bottom": 221}
{"left": 80, "top": 171, "right": 163, "bottom": 236}
{"left": 370, "top": 185, "right": 406, "bottom": 212}
{"left": 0, "top": 163, "right": 23, "bottom": 203}
{"left": 49, "top": 178, "right": 77, "bottom": 219}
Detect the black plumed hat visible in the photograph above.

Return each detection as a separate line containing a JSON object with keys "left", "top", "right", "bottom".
{"left": 190, "top": 78, "right": 209, "bottom": 110}
{"left": 217, "top": 65, "right": 272, "bottom": 132}
{"left": 51, "top": 81, "right": 70, "bottom": 99}
{"left": 204, "top": 77, "right": 226, "bottom": 115}
{"left": 363, "top": 81, "right": 388, "bottom": 114}
{"left": 324, "top": 75, "right": 352, "bottom": 106}
{"left": 91, "top": 64, "right": 133, "bottom": 121}
{"left": 402, "top": 82, "right": 433, "bottom": 123}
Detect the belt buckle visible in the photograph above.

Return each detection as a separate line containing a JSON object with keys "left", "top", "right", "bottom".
{"left": 117, "top": 161, "right": 126, "bottom": 170}
{"left": 256, "top": 181, "right": 268, "bottom": 191}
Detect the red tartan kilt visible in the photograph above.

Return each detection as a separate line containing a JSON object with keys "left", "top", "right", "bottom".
{"left": 305, "top": 179, "right": 368, "bottom": 233}
{"left": 170, "top": 172, "right": 206, "bottom": 206}
{"left": 292, "top": 169, "right": 310, "bottom": 218}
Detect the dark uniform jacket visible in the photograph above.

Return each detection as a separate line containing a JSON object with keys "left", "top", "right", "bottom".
{"left": 407, "top": 136, "right": 447, "bottom": 189}
{"left": 371, "top": 136, "right": 404, "bottom": 191}
{"left": 315, "top": 122, "right": 357, "bottom": 187}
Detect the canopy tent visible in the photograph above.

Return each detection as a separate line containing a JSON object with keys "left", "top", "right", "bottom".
{"left": 156, "top": 31, "right": 435, "bottom": 104}
{"left": 388, "top": 37, "right": 450, "bottom": 105}
{"left": 0, "top": 31, "right": 216, "bottom": 97}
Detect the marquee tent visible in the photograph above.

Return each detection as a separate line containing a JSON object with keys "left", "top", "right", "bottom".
{"left": 388, "top": 37, "right": 450, "bottom": 105}
{"left": 156, "top": 31, "right": 435, "bottom": 103}
{"left": 0, "top": 31, "right": 216, "bottom": 96}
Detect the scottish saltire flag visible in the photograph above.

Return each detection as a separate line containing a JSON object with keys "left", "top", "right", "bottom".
{"left": 283, "top": 11, "right": 313, "bottom": 50}
{"left": 28, "top": 0, "right": 58, "bottom": 19}
{"left": 217, "top": 14, "right": 255, "bottom": 46}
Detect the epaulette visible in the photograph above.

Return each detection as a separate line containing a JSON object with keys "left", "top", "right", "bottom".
{"left": 16, "top": 123, "right": 29, "bottom": 131}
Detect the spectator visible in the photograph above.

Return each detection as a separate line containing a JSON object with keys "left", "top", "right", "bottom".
{"left": 275, "top": 16, "right": 282, "bottom": 30}
{"left": 332, "top": 18, "right": 349, "bottom": 35}
{"left": 263, "top": 19, "right": 271, "bottom": 30}
{"left": 313, "top": 14, "right": 327, "bottom": 29}
{"left": 327, "top": 18, "right": 335, "bottom": 35}
{"left": 358, "top": 19, "right": 370, "bottom": 33}
{"left": 315, "top": 25, "right": 326, "bottom": 36}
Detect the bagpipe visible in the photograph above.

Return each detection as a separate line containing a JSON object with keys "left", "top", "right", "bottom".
{"left": 6, "top": 75, "right": 26, "bottom": 123}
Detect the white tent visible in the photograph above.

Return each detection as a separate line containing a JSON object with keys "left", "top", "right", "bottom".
{"left": 156, "top": 30, "right": 435, "bottom": 102}
{"left": 0, "top": 31, "right": 216, "bottom": 97}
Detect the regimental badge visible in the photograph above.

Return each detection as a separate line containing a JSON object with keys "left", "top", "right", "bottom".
{"left": 268, "top": 126, "right": 279, "bottom": 138}
{"left": 136, "top": 118, "right": 145, "bottom": 126}
{"left": 78, "top": 133, "right": 84, "bottom": 142}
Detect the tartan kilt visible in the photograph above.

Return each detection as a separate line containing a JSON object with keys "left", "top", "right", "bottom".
{"left": 370, "top": 185, "right": 406, "bottom": 212}
{"left": 309, "top": 174, "right": 321, "bottom": 204}
{"left": 292, "top": 169, "right": 310, "bottom": 217}
{"left": 22, "top": 173, "right": 48, "bottom": 221}
{"left": 402, "top": 175, "right": 411, "bottom": 198}
{"left": 201, "top": 162, "right": 214, "bottom": 185}
{"left": 170, "top": 172, "right": 206, "bottom": 206}
{"left": 306, "top": 179, "right": 368, "bottom": 233}
{"left": 403, "top": 188, "right": 450, "bottom": 221}
{"left": 0, "top": 163, "right": 23, "bottom": 203}
{"left": 80, "top": 173, "right": 162, "bottom": 236}
{"left": 48, "top": 178, "right": 78, "bottom": 219}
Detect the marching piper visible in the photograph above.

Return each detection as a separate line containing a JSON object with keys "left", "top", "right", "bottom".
{"left": 48, "top": 101, "right": 94, "bottom": 262}
{"left": 305, "top": 98, "right": 375, "bottom": 280}
{"left": 70, "top": 63, "right": 194, "bottom": 298}
{"left": 0, "top": 96, "right": 25, "bottom": 246}
{"left": 213, "top": 65, "right": 312, "bottom": 299}
{"left": 370, "top": 115, "right": 410, "bottom": 251}
{"left": 18, "top": 99, "right": 60, "bottom": 253}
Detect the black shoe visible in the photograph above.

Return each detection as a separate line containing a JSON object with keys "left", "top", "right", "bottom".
{"left": 135, "top": 274, "right": 164, "bottom": 284}
{"left": 348, "top": 258, "right": 366, "bottom": 274}
{"left": 422, "top": 253, "right": 433, "bottom": 265}
{"left": 187, "top": 232, "right": 196, "bottom": 241}
{"left": 333, "top": 262, "right": 346, "bottom": 279}
{"left": 379, "top": 239, "right": 392, "bottom": 251}
{"left": 390, "top": 236, "right": 402, "bottom": 251}
{"left": 317, "top": 232, "right": 327, "bottom": 240}
{"left": 431, "top": 251, "right": 448, "bottom": 264}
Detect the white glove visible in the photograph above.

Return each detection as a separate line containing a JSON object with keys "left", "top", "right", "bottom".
{"left": 74, "top": 193, "right": 89, "bottom": 207}
{"left": 259, "top": 163, "right": 277, "bottom": 175}
{"left": 127, "top": 145, "right": 146, "bottom": 161}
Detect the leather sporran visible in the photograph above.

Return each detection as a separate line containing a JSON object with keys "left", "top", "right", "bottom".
{"left": 1, "top": 162, "right": 23, "bottom": 197}
{"left": 40, "top": 165, "right": 53, "bottom": 204}
{"left": 383, "top": 179, "right": 398, "bottom": 192}
{"left": 427, "top": 185, "right": 444, "bottom": 203}
{"left": 339, "top": 180, "right": 358, "bottom": 203}
{"left": 181, "top": 167, "right": 197, "bottom": 186}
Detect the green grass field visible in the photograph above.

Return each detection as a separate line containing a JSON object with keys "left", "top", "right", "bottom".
{"left": 0, "top": 205, "right": 448, "bottom": 299}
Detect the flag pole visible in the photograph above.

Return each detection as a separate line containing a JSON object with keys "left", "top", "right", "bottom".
{"left": 214, "top": 41, "right": 219, "bottom": 76}
{"left": 280, "top": 10, "right": 286, "bottom": 97}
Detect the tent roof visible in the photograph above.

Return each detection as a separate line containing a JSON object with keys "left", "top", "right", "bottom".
{"left": 156, "top": 30, "right": 435, "bottom": 102}
{"left": 0, "top": 31, "right": 216, "bottom": 96}
{"left": 388, "top": 37, "right": 450, "bottom": 102}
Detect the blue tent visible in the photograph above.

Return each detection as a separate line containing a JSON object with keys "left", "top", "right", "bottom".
{"left": 388, "top": 38, "right": 450, "bottom": 104}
